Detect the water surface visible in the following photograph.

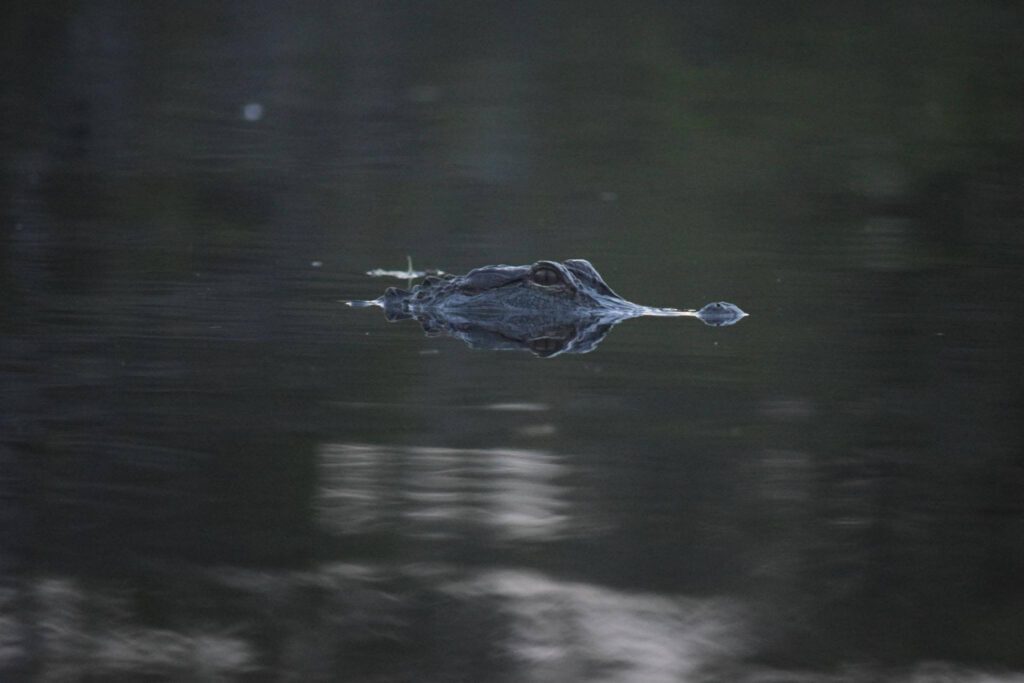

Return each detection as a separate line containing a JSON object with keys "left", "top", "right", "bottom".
{"left": 3, "top": 2, "right": 1024, "bottom": 681}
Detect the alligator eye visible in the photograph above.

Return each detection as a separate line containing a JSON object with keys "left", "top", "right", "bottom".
{"left": 530, "top": 266, "right": 562, "bottom": 286}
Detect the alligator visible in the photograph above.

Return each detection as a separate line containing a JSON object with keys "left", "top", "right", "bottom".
{"left": 347, "top": 259, "right": 746, "bottom": 356}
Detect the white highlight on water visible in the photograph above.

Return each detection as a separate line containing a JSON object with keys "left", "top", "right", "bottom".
{"left": 242, "top": 103, "right": 264, "bottom": 121}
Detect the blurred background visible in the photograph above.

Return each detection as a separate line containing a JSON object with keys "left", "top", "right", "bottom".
{"left": 2, "top": 2, "right": 1024, "bottom": 681}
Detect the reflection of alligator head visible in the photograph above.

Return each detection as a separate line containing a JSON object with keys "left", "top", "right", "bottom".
{"left": 348, "top": 259, "right": 746, "bottom": 357}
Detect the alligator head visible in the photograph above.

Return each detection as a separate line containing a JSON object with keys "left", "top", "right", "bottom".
{"left": 348, "top": 259, "right": 746, "bottom": 356}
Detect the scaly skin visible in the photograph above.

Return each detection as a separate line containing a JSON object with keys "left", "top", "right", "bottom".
{"left": 350, "top": 259, "right": 746, "bottom": 356}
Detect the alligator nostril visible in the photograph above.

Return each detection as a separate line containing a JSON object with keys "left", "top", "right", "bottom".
{"left": 695, "top": 301, "right": 747, "bottom": 326}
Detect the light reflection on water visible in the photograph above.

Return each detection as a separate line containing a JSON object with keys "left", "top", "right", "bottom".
{"left": 0, "top": 579, "right": 256, "bottom": 681}
{"left": 444, "top": 570, "right": 746, "bottom": 683}
{"left": 5, "top": 566, "right": 1023, "bottom": 683}
{"left": 317, "top": 444, "right": 575, "bottom": 542}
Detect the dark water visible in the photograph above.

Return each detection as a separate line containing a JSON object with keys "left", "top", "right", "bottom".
{"left": 3, "top": 3, "right": 1024, "bottom": 681}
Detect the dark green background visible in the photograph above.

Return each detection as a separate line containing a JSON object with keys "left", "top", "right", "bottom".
{"left": 3, "top": 2, "right": 1023, "bottom": 680}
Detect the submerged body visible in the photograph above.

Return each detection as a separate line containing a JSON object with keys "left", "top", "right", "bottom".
{"left": 349, "top": 259, "right": 746, "bottom": 356}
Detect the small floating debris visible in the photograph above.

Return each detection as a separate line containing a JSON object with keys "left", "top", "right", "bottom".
{"left": 345, "top": 299, "right": 380, "bottom": 308}
{"left": 365, "top": 255, "right": 445, "bottom": 280}
{"left": 365, "top": 267, "right": 446, "bottom": 279}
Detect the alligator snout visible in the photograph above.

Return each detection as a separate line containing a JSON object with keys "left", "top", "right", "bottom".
{"left": 695, "top": 302, "right": 748, "bottom": 327}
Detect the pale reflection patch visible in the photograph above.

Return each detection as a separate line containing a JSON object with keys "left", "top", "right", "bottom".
{"left": 482, "top": 402, "right": 550, "bottom": 412}
{"left": 4, "top": 566, "right": 1021, "bottom": 682}
{"left": 445, "top": 570, "right": 746, "bottom": 683}
{"left": 0, "top": 578, "right": 253, "bottom": 680}
{"left": 317, "top": 444, "right": 576, "bottom": 541}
